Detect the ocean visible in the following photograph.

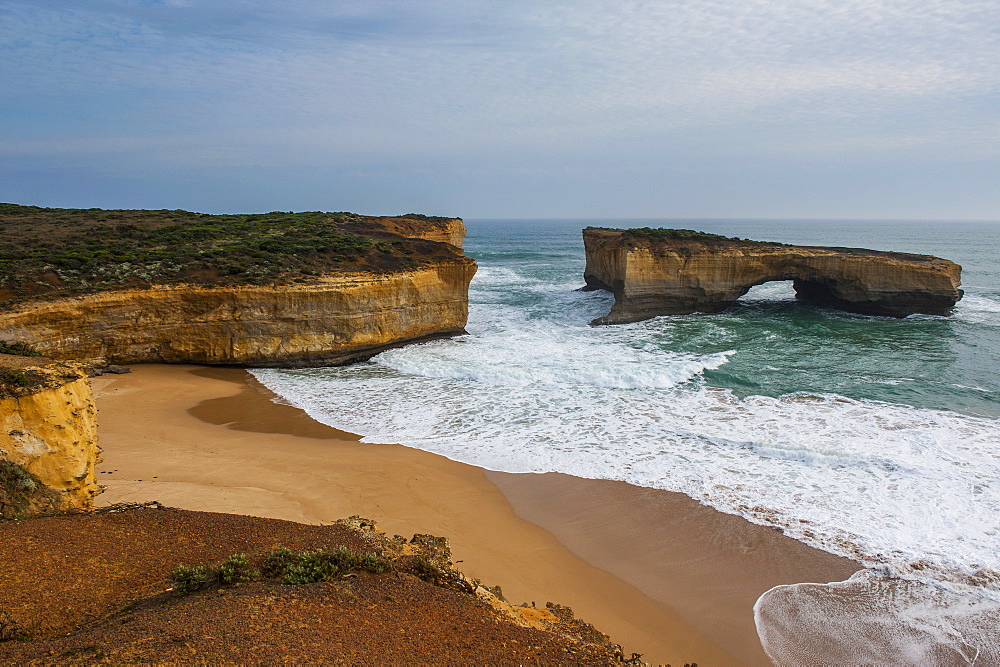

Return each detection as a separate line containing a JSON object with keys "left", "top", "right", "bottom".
{"left": 254, "top": 218, "right": 1000, "bottom": 660}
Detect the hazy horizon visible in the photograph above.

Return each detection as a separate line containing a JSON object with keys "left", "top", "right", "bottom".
{"left": 3, "top": 1, "right": 997, "bottom": 220}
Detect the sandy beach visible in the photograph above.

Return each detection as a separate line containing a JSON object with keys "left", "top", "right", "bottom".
{"left": 93, "top": 364, "right": 859, "bottom": 664}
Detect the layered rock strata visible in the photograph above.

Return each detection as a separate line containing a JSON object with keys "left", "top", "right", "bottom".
{"left": 0, "top": 360, "right": 100, "bottom": 517}
{"left": 583, "top": 227, "right": 963, "bottom": 324}
{"left": 0, "top": 260, "right": 476, "bottom": 367}
{"left": 347, "top": 216, "right": 467, "bottom": 249}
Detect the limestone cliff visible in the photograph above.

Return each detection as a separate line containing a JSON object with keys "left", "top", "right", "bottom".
{"left": 347, "top": 216, "right": 467, "bottom": 249}
{"left": 0, "top": 259, "right": 476, "bottom": 367}
{"left": 583, "top": 227, "right": 963, "bottom": 324}
{"left": 0, "top": 359, "right": 100, "bottom": 518}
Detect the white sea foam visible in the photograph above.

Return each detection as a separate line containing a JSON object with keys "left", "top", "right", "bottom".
{"left": 255, "top": 336, "right": 1000, "bottom": 599}
{"left": 755, "top": 571, "right": 1000, "bottom": 664}
{"left": 954, "top": 293, "right": 1000, "bottom": 325}
{"left": 377, "top": 311, "right": 732, "bottom": 390}
{"left": 737, "top": 280, "right": 797, "bottom": 302}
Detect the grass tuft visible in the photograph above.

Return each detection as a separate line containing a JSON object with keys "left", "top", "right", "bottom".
{"left": 171, "top": 545, "right": 394, "bottom": 594}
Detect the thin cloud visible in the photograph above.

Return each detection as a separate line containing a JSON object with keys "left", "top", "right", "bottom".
{"left": 1, "top": 0, "right": 997, "bottom": 216}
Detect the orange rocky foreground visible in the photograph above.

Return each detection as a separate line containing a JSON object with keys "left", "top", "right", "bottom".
{"left": 0, "top": 507, "right": 633, "bottom": 664}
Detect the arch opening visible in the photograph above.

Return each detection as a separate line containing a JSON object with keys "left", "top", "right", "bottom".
{"left": 737, "top": 280, "right": 796, "bottom": 303}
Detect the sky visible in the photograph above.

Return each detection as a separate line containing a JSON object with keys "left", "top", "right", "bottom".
{"left": 1, "top": 0, "right": 998, "bottom": 219}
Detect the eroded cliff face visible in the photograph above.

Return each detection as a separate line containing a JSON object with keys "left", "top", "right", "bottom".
{"left": 364, "top": 217, "right": 467, "bottom": 249}
{"left": 583, "top": 227, "right": 963, "bottom": 324}
{"left": 0, "top": 259, "right": 477, "bottom": 367}
{"left": 0, "top": 361, "right": 100, "bottom": 518}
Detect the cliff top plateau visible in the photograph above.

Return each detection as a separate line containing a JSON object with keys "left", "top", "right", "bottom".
{"left": 0, "top": 507, "right": 633, "bottom": 664}
{"left": 0, "top": 204, "right": 468, "bottom": 305}
{"left": 583, "top": 227, "right": 963, "bottom": 323}
{"left": 587, "top": 226, "right": 948, "bottom": 261}
{"left": 0, "top": 342, "right": 53, "bottom": 398}
{"left": 0, "top": 205, "right": 475, "bottom": 366}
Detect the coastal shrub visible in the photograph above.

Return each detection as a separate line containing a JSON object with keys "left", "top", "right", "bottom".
{"left": 0, "top": 371, "right": 29, "bottom": 388}
{"left": 0, "top": 204, "right": 451, "bottom": 301}
{"left": 619, "top": 227, "right": 788, "bottom": 247}
{"left": 0, "top": 461, "right": 58, "bottom": 520}
{"left": 360, "top": 553, "right": 390, "bottom": 574}
{"left": 170, "top": 564, "right": 214, "bottom": 595}
{"left": 171, "top": 555, "right": 259, "bottom": 593}
{"left": 0, "top": 341, "right": 41, "bottom": 357}
{"left": 262, "top": 547, "right": 294, "bottom": 576}
{"left": 281, "top": 549, "right": 339, "bottom": 585}
{"left": 0, "top": 461, "right": 37, "bottom": 493}
{"left": 329, "top": 545, "right": 361, "bottom": 569}
{"left": 621, "top": 227, "right": 730, "bottom": 242}
{"left": 171, "top": 546, "right": 394, "bottom": 595}
{"left": 217, "top": 554, "right": 259, "bottom": 585}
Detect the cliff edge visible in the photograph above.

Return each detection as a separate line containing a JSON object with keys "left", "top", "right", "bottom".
{"left": 0, "top": 509, "right": 631, "bottom": 664}
{"left": 0, "top": 355, "right": 100, "bottom": 518}
{"left": 583, "top": 227, "right": 963, "bottom": 324}
{"left": 343, "top": 215, "right": 467, "bottom": 249}
{"left": 0, "top": 206, "right": 476, "bottom": 366}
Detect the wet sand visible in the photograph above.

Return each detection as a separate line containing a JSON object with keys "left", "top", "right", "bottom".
{"left": 93, "top": 364, "right": 858, "bottom": 664}
{"left": 489, "top": 472, "right": 860, "bottom": 663}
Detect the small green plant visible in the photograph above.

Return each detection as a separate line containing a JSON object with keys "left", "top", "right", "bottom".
{"left": 0, "top": 461, "right": 38, "bottom": 491}
{"left": 217, "top": 554, "right": 259, "bottom": 585}
{"left": 170, "top": 564, "right": 213, "bottom": 595}
{"left": 0, "top": 371, "right": 29, "bottom": 388}
{"left": 360, "top": 553, "right": 390, "bottom": 574}
{"left": 262, "top": 547, "right": 294, "bottom": 576}
{"left": 0, "top": 341, "right": 41, "bottom": 357}
{"left": 329, "top": 545, "right": 361, "bottom": 569}
{"left": 281, "top": 549, "right": 338, "bottom": 584}
{"left": 0, "top": 461, "right": 36, "bottom": 493}
{"left": 170, "top": 545, "right": 395, "bottom": 595}
{"left": 0, "top": 460, "right": 55, "bottom": 519}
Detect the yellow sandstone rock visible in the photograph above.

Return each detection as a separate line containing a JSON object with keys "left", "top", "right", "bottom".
{"left": 0, "top": 259, "right": 477, "bottom": 366}
{"left": 368, "top": 217, "right": 467, "bottom": 249}
{"left": 583, "top": 227, "right": 962, "bottom": 323}
{"left": 0, "top": 362, "right": 100, "bottom": 516}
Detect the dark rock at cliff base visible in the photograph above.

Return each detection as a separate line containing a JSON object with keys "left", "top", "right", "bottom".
{"left": 583, "top": 227, "right": 963, "bottom": 324}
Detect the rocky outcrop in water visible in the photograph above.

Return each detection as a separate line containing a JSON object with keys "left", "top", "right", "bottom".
{"left": 0, "top": 358, "right": 100, "bottom": 518}
{"left": 583, "top": 227, "right": 963, "bottom": 324}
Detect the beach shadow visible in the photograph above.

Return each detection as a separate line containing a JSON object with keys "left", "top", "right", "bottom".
{"left": 186, "top": 367, "right": 361, "bottom": 441}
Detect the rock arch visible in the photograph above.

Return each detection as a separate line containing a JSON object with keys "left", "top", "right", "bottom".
{"left": 582, "top": 227, "right": 963, "bottom": 324}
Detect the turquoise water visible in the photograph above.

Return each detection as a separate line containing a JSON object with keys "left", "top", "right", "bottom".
{"left": 468, "top": 219, "right": 1000, "bottom": 417}
{"left": 255, "top": 219, "right": 1000, "bottom": 610}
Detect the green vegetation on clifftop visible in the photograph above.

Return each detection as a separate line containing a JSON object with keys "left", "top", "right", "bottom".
{"left": 0, "top": 204, "right": 461, "bottom": 304}
{"left": 617, "top": 227, "right": 786, "bottom": 247}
